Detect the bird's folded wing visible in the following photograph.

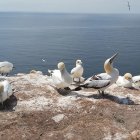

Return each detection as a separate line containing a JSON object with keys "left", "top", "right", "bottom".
{"left": 48, "top": 69, "right": 61, "bottom": 76}
{"left": 0, "top": 62, "right": 12, "bottom": 67}
{"left": 47, "top": 74, "right": 62, "bottom": 86}
{"left": 94, "top": 73, "right": 111, "bottom": 80}
{"left": 48, "top": 69, "right": 58, "bottom": 74}
{"left": 132, "top": 76, "right": 140, "bottom": 83}
{"left": 0, "top": 65, "right": 6, "bottom": 68}
{"left": 83, "top": 80, "right": 110, "bottom": 89}
{"left": 71, "top": 67, "right": 76, "bottom": 75}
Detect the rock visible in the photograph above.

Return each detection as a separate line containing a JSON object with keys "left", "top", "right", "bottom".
{"left": 30, "top": 70, "right": 43, "bottom": 75}
{"left": 30, "top": 70, "right": 37, "bottom": 74}
{"left": 0, "top": 72, "right": 140, "bottom": 140}
{"left": 128, "top": 130, "right": 140, "bottom": 140}
{"left": 52, "top": 114, "right": 65, "bottom": 123}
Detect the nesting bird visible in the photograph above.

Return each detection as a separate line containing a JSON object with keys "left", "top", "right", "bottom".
{"left": 71, "top": 59, "right": 84, "bottom": 82}
{"left": 48, "top": 62, "right": 72, "bottom": 89}
{"left": 0, "top": 79, "right": 13, "bottom": 106}
{"left": 132, "top": 75, "right": 140, "bottom": 90}
{"left": 75, "top": 53, "right": 119, "bottom": 95}
{"left": 0, "top": 61, "right": 14, "bottom": 76}
{"left": 116, "top": 73, "right": 133, "bottom": 88}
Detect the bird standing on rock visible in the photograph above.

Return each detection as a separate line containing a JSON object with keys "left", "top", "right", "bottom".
{"left": 71, "top": 59, "right": 84, "bottom": 83}
{"left": 48, "top": 62, "right": 72, "bottom": 90}
{"left": 75, "top": 53, "right": 119, "bottom": 96}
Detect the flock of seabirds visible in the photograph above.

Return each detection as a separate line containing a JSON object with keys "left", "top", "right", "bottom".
{"left": 0, "top": 53, "right": 140, "bottom": 107}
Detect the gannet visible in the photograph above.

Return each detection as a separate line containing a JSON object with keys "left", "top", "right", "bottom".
{"left": 116, "top": 73, "right": 133, "bottom": 88}
{"left": 0, "top": 61, "right": 14, "bottom": 76}
{"left": 127, "top": 1, "right": 131, "bottom": 11}
{"left": 132, "top": 75, "right": 140, "bottom": 90}
{"left": 75, "top": 53, "right": 119, "bottom": 95}
{"left": 48, "top": 62, "right": 72, "bottom": 89}
{"left": 0, "top": 79, "right": 12, "bottom": 106}
{"left": 71, "top": 60, "right": 84, "bottom": 82}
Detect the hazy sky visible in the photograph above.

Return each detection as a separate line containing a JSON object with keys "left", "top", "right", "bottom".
{"left": 0, "top": 0, "right": 140, "bottom": 13}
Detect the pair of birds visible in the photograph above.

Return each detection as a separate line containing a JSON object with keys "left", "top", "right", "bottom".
{"left": 48, "top": 59, "right": 84, "bottom": 89}
{"left": 48, "top": 53, "right": 119, "bottom": 95}
{"left": 116, "top": 73, "right": 140, "bottom": 89}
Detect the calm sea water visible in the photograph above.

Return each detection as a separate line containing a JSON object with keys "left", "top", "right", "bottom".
{"left": 0, "top": 12, "right": 140, "bottom": 77}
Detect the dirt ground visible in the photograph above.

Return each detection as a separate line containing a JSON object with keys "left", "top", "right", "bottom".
{"left": 0, "top": 72, "right": 140, "bottom": 140}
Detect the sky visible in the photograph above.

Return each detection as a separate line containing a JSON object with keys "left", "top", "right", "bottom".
{"left": 0, "top": 0, "right": 140, "bottom": 13}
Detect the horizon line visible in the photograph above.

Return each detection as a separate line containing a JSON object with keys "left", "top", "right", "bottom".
{"left": 0, "top": 11, "right": 140, "bottom": 15}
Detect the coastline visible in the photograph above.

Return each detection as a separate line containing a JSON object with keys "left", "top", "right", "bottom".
{"left": 0, "top": 70, "right": 140, "bottom": 139}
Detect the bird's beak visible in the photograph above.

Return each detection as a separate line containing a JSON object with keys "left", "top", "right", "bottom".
{"left": 109, "top": 53, "right": 118, "bottom": 64}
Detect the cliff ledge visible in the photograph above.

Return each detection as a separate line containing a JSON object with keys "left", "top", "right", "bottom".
{"left": 0, "top": 71, "right": 140, "bottom": 140}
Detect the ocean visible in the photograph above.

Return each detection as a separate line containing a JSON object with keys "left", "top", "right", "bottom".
{"left": 0, "top": 12, "right": 140, "bottom": 77}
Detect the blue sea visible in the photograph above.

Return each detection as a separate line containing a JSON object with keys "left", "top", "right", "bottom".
{"left": 0, "top": 12, "right": 140, "bottom": 77}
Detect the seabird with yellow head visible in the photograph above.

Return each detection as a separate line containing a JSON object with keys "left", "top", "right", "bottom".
{"left": 116, "top": 73, "right": 133, "bottom": 88}
{"left": 75, "top": 53, "right": 119, "bottom": 95}
{"left": 71, "top": 59, "right": 84, "bottom": 82}
{"left": 48, "top": 62, "right": 72, "bottom": 89}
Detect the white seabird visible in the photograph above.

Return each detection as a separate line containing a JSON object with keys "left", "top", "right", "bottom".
{"left": 75, "top": 53, "right": 119, "bottom": 95}
{"left": 132, "top": 75, "right": 140, "bottom": 90}
{"left": 48, "top": 62, "right": 72, "bottom": 89}
{"left": 71, "top": 59, "right": 84, "bottom": 82}
{"left": 116, "top": 73, "right": 133, "bottom": 88}
{"left": 0, "top": 61, "right": 14, "bottom": 76}
{"left": 42, "top": 59, "right": 46, "bottom": 62}
{"left": 0, "top": 79, "right": 13, "bottom": 105}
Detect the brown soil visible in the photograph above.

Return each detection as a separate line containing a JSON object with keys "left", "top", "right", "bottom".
{"left": 0, "top": 72, "right": 140, "bottom": 140}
